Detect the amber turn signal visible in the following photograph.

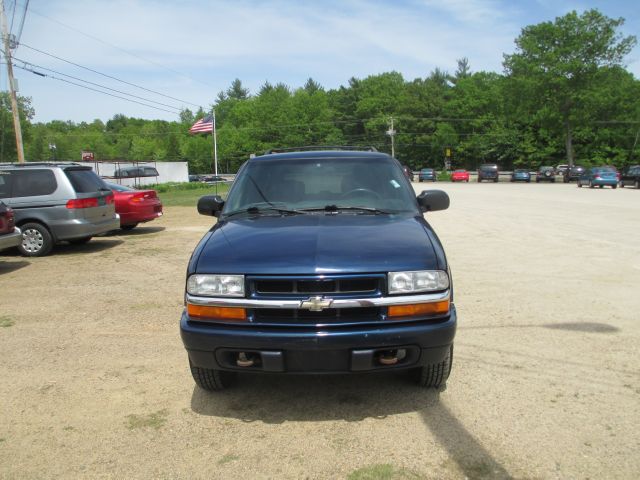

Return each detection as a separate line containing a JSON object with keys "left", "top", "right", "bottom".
{"left": 388, "top": 300, "right": 450, "bottom": 318}
{"left": 187, "top": 303, "right": 247, "bottom": 321}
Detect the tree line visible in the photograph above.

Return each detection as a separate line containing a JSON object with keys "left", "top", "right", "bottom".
{"left": 1, "top": 9, "right": 638, "bottom": 173}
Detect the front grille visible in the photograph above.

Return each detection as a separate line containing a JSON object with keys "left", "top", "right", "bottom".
{"left": 251, "top": 275, "right": 382, "bottom": 296}
{"left": 252, "top": 307, "right": 382, "bottom": 324}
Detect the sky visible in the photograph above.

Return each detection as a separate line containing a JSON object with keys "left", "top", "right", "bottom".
{"left": 2, "top": 0, "right": 639, "bottom": 123}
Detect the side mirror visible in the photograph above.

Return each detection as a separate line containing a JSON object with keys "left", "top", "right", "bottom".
{"left": 197, "top": 195, "right": 225, "bottom": 217}
{"left": 417, "top": 190, "right": 449, "bottom": 213}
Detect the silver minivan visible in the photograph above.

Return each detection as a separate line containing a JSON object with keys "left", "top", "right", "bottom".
{"left": 0, "top": 163, "right": 120, "bottom": 256}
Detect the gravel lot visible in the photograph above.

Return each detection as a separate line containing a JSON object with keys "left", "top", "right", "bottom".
{"left": 1, "top": 182, "right": 639, "bottom": 479}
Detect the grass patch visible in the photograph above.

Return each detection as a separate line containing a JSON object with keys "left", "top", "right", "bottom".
{"left": 125, "top": 409, "right": 169, "bottom": 430}
{"left": 157, "top": 183, "right": 230, "bottom": 207}
{"left": 347, "top": 464, "right": 420, "bottom": 480}
{"left": 0, "top": 316, "right": 15, "bottom": 328}
{"left": 217, "top": 454, "right": 240, "bottom": 466}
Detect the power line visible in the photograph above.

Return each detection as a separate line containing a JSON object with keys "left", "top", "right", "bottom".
{"left": 18, "top": 42, "right": 201, "bottom": 108}
{"left": 23, "top": 4, "right": 215, "bottom": 90}
{"left": 14, "top": 0, "right": 28, "bottom": 44}
{"left": 12, "top": 56, "right": 182, "bottom": 112}
{"left": 12, "top": 63, "right": 180, "bottom": 115}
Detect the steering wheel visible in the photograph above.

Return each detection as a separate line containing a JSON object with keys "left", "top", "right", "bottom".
{"left": 340, "top": 188, "right": 382, "bottom": 200}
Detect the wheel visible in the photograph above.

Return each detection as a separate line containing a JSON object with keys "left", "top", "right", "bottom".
{"left": 599, "top": 185, "right": 604, "bottom": 189}
{"left": 121, "top": 224, "right": 138, "bottom": 231}
{"left": 494, "top": 178, "right": 498, "bottom": 183}
{"left": 612, "top": 184, "right": 617, "bottom": 189}
{"left": 189, "top": 362, "right": 236, "bottom": 391}
{"left": 527, "top": 179, "right": 531, "bottom": 183}
{"left": 68, "top": 236, "right": 92, "bottom": 245}
{"left": 18, "top": 222, "right": 54, "bottom": 257}
{"left": 551, "top": 178, "right": 556, "bottom": 183}
{"left": 413, "top": 345, "right": 453, "bottom": 388}
{"left": 341, "top": 188, "right": 382, "bottom": 200}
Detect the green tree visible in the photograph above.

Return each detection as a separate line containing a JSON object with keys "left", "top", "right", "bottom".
{"left": 504, "top": 9, "right": 637, "bottom": 166}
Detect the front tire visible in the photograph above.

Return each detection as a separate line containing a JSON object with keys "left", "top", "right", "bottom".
{"left": 121, "top": 223, "right": 138, "bottom": 231}
{"left": 190, "top": 362, "right": 236, "bottom": 391}
{"left": 413, "top": 345, "right": 453, "bottom": 388}
{"left": 18, "top": 222, "right": 54, "bottom": 257}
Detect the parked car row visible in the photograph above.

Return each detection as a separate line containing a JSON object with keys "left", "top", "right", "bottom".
{"left": 189, "top": 174, "right": 230, "bottom": 184}
{"left": 0, "top": 163, "right": 163, "bottom": 256}
{"left": 408, "top": 164, "right": 639, "bottom": 189}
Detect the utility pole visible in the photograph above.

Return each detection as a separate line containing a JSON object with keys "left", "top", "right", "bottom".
{"left": 0, "top": 0, "right": 25, "bottom": 163}
{"left": 386, "top": 116, "right": 396, "bottom": 158}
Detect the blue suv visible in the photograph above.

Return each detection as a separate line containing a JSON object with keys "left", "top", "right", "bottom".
{"left": 180, "top": 149, "right": 456, "bottom": 390}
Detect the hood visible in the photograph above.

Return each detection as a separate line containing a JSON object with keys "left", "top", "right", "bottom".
{"left": 194, "top": 214, "right": 439, "bottom": 275}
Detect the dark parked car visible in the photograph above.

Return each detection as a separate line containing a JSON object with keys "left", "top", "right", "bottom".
{"left": 620, "top": 166, "right": 640, "bottom": 189}
{"left": 181, "top": 149, "right": 456, "bottom": 391}
{"left": 563, "top": 166, "right": 585, "bottom": 183}
{"left": 0, "top": 163, "right": 119, "bottom": 256}
{"left": 105, "top": 183, "right": 163, "bottom": 230}
{"left": 536, "top": 166, "right": 556, "bottom": 183}
{"left": 478, "top": 164, "right": 499, "bottom": 182}
{"left": 577, "top": 167, "right": 618, "bottom": 189}
{"left": 113, "top": 166, "right": 159, "bottom": 179}
{"left": 202, "top": 175, "right": 228, "bottom": 184}
{"left": 0, "top": 201, "right": 21, "bottom": 253}
{"left": 510, "top": 169, "right": 531, "bottom": 182}
{"left": 419, "top": 168, "right": 436, "bottom": 182}
{"left": 402, "top": 165, "right": 414, "bottom": 181}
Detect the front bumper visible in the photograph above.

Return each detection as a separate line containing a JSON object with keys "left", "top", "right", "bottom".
{"left": 0, "top": 227, "right": 22, "bottom": 251}
{"left": 181, "top": 304, "right": 457, "bottom": 374}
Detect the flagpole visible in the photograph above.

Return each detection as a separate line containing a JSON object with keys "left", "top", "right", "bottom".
{"left": 212, "top": 109, "right": 218, "bottom": 176}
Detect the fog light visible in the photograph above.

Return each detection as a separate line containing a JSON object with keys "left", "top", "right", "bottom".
{"left": 388, "top": 300, "right": 450, "bottom": 318}
{"left": 187, "top": 304, "right": 247, "bottom": 321}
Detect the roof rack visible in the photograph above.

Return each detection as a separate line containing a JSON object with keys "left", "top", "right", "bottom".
{"left": 264, "top": 145, "right": 378, "bottom": 155}
{"left": 0, "top": 162, "right": 82, "bottom": 168}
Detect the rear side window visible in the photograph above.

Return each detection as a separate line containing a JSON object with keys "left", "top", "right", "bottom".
{"left": 0, "top": 172, "right": 10, "bottom": 197}
{"left": 9, "top": 169, "right": 58, "bottom": 197}
{"left": 65, "top": 169, "right": 108, "bottom": 193}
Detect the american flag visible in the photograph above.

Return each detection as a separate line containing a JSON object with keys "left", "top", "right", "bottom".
{"left": 189, "top": 114, "right": 214, "bottom": 134}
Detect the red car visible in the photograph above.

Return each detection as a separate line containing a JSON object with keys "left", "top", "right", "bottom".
{"left": 451, "top": 169, "right": 470, "bottom": 182}
{"left": 0, "top": 201, "right": 22, "bottom": 252}
{"left": 106, "top": 183, "right": 163, "bottom": 230}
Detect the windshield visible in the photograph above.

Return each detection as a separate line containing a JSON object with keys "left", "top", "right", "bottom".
{"left": 224, "top": 156, "right": 418, "bottom": 214}
{"left": 65, "top": 168, "right": 109, "bottom": 193}
{"left": 480, "top": 165, "right": 497, "bottom": 171}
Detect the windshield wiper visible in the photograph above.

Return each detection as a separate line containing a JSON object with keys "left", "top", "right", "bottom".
{"left": 299, "top": 205, "right": 392, "bottom": 215}
{"left": 224, "top": 206, "right": 304, "bottom": 218}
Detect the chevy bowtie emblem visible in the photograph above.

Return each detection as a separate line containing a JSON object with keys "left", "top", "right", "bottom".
{"left": 300, "top": 296, "right": 333, "bottom": 312}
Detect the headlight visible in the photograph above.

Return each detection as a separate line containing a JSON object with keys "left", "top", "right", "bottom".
{"left": 388, "top": 270, "right": 449, "bottom": 294}
{"left": 187, "top": 274, "right": 245, "bottom": 297}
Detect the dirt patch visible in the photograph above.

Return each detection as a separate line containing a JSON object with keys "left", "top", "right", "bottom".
{"left": 0, "top": 183, "right": 639, "bottom": 478}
